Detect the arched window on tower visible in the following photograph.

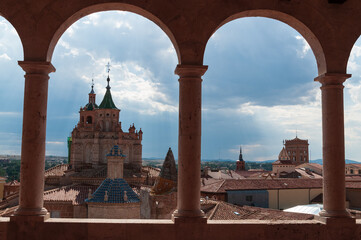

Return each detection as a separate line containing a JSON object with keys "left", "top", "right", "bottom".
{"left": 81, "top": 116, "right": 84, "bottom": 123}
{"left": 86, "top": 116, "right": 92, "bottom": 124}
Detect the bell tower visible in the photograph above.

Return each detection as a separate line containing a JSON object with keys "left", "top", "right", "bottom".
{"left": 236, "top": 146, "right": 245, "bottom": 171}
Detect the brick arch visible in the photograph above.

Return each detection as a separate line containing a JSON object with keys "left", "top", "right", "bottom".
{"left": 45, "top": 3, "right": 180, "bottom": 63}
{"left": 204, "top": 10, "right": 326, "bottom": 75}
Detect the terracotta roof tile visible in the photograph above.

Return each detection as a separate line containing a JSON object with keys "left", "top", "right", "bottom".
{"left": 43, "top": 185, "right": 98, "bottom": 205}
{"left": 201, "top": 179, "right": 361, "bottom": 193}
{"left": 206, "top": 170, "right": 244, "bottom": 180}
{"left": 44, "top": 164, "right": 69, "bottom": 177}
{"left": 201, "top": 180, "right": 225, "bottom": 193}
{"left": 142, "top": 166, "right": 161, "bottom": 178}
{"left": 235, "top": 170, "right": 268, "bottom": 178}
{"left": 295, "top": 169, "right": 323, "bottom": 179}
{"left": 201, "top": 199, "right": 313, "bottom": 220}
{"left": 345, "top": 181, "right": 361, "bottom": 189}
{"left": 346, "top": 164, "right": 361, "bottom": 169}
{"left": 5, "top": 180, "right": 20, "bottom": 186}
{"left": 201, "top": 179, "right": 324, "bottom": 193}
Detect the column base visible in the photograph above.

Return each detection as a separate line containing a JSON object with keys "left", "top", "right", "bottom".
{"left": 315, "top": 214, "right": 355, "bottom": 226}
{"left": 13, "top": 207, "right": 48, "bottom": 218}
{"left": 318, "top": 209, "right": 351, "bottom": 218}
{"left": 172, "top": 209, "right": 207, "bottom": 223}
{"left": 10, "top": 213, "right": 50, "bottom": 223}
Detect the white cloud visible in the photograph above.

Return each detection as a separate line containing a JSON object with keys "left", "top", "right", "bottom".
{"left": 81, "top": 13, "right": 100, "bottom": 25}
{"left": 46, "top": 141, "right": 65, "bottom": 145}
{"left": 115, "top": 21, "right": 132, "bottom": 30}
{"left": 81, "top": 58, "right": 177, "bottom": 115}
{"left": 58, "top": 40, "right": 80, "bottom": 57}
{"left": 348, "top": 45, "right": 361, "bottom": 77}
{"left": 158, "top": 45, "right": 177, "bottom": 59}
{"left": 229, "top": 144, "right": 262, "bottom": 155}
{"left": 216, "top": 87, "right": 323, "bottom": 159}
{"left": 0, "top": 112, "right": 21, "bottom": 116}
{"left": 0, "top": 53, "right": 11, "bottom": 61}
{"left": 65, "top": 25, "right": 78, "bottom": 38}
{"left": 295, "top": 35, "right": 311, "bottom": 58}
{"left": 0, "top": 20, "right": 9, "bottom": 31}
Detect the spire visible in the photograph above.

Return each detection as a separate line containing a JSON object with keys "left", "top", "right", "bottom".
{"left": 151, "top": 147, "right": 177, "bottom": 195}
{"left": 99, "top": 62, "right": 118, "bottom": 110}
{"left": 278, "top": 147, "right": 291, "bottom": 161}
{"left": 85, "top": 77, "right": 98, "bottom": 110}
{"left": 239, "top": 145, "right": 244, "bottom": 161}
{"left": 106, "top": 62, "right": 111, "bottom": 89}
{"left": 90, "top": 76, "right": 95, "bottom": 94}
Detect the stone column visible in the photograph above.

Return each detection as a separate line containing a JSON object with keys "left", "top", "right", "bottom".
{"left": 14, "top": 61, "right": 55, "bottom": 217}
{"left": 315, "top": 73, "right": 351, "bottom": 218}
{"left": 173, "top": 64, "right": 207, "bottom": 220}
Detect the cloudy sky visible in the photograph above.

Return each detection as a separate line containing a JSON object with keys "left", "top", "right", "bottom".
{"left": 1, "top": 11, "right": 361, "bottom": 161}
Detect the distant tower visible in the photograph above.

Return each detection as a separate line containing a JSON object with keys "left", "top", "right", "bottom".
{"left": 284, "top": 136, "right": 309, "bottom": 165}
{"left": 69, "top": 68, "right": 143, "bottom": 172}
{"left": 236, "top": 146, "right": 245, "bottom": 171}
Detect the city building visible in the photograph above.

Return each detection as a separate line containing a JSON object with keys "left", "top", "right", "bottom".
{"left": 43, "top": 185, "right": 98, "bottom": 218}
{"left": 85, "top": 145, "right": 141, "bottom": 219}
{"left": 284, "top": 137, "right": 309, "bottom": 165}
{"left": 69, "top": 74, "right": 143, "bottom": 172}
{"left": 346, "top": 163, "right": 361, "bottom": 175}
{"left": 272, "top": 147, "right": 296, "bottom": 177}
{"left": 0, "top": 177, "right": 5, "bottom": 200}
{"left": 201, "top": 178, "right": 323, "bottom": 210}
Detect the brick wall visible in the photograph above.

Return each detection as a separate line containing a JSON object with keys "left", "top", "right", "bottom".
{"left": 44, "top": 201, "right": 74, "bottom": 218}
{"left": 88, "top": 203, "right": 140, "bottom": 219}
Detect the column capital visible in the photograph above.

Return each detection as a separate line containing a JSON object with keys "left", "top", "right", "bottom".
{"left": 175, "top": 64, "right": 208, "bottom": 78}
{"left": 18, "top": 61, "right": 56, "bottom": 74}
{"left": 314, "top": 73, "right": 351, "bottom": 86}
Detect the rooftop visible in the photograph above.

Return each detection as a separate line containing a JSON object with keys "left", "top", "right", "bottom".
{"left": 201, "top": 199, "right": 314, "bottom": 220}
{"left": 43, "top": 185, "right": 98, "bottom": 205}
{"left": 86, "top": 178, "right": 140, "bottom": 204}
{"left": 44, "top": 164, "right": 70, "bottom": 177}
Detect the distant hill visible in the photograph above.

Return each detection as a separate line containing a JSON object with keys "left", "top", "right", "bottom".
{"left": 198, "top": 158, "right": 361, "bottom": 165}
{"left": 202, "top": 159, "right": 235, "bottom": 162}
{"left": 142, "top": 157, "right": 163, "bottom": 161}
{"left": 310, "top": 159, "right": 360, "bottom": 165}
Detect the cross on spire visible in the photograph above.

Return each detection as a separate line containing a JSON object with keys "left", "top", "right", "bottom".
{"left": 106, "top": 62, "right": 111, "bottom": 76}
{"left": 106, "top": 62, "right": 111, "bottom": 88}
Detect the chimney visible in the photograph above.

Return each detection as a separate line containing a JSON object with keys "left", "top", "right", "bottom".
{"left": 106, "top": 145, "right": 126, "bottom": 179}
